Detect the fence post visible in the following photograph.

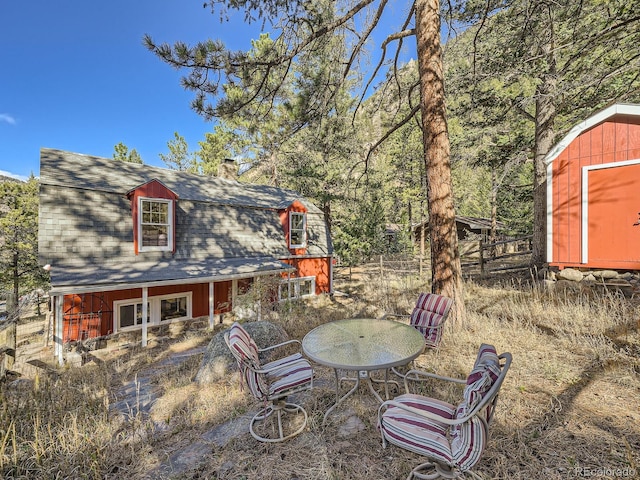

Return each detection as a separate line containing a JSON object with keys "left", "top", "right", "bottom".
{"left": 380, "top": 255, "right": 384, "bottom": 278}
{"left": 479, "top": 239, "right": 485, "bottom": 275}
{"left": 0, "top": 321, "right": 17, "bottom": 376}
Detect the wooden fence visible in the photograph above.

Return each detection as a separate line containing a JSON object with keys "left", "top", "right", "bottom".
{"left": 0, "top": 320, "right": 16, "bottom": 378}
{"left": 460, "top": 235, "right": 533, "bottom": 275}
{"left": 335, "top": 235, "right": 533, "bottom": 280}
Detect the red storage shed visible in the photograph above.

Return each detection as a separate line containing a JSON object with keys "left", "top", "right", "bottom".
{"left": 546, "top": 103, "right": 640, "bottom": 270}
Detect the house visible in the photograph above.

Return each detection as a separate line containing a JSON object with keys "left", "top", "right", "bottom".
{"left": 38, "top": 149, "right": 333, "bottom": 364}
{"left": 545, "top": 103, "right": 640, "bottom": 270}
{"left": 413, "top": 216, "right": 506, "bottom": 244}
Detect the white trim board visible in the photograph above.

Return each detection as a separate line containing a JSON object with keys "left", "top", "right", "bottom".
{"left": 544, "top": 103, "right": 640, "bottom": 166}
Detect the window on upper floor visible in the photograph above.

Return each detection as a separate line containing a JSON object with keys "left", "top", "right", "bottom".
{"left": 139, "top": 197, "right": 173, "bottom": 251}
{"left": 289, "top": 212, "right": 306, "bottom": 248}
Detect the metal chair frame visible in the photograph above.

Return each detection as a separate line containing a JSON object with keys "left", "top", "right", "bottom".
{"left": 382, "top": 293, "right": 453, "bottom": 386}
{"left": 224, "top": 325, "right": 313, "bottom": 443}
{"left": 378, "top": 352, "right": 512, "bottom": 480}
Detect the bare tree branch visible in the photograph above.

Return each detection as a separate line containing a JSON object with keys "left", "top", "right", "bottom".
{"left": 342, "top": 0, "right": 389, "bottom": 81}
{"left": 364, "top": 104, "right": 421, "bottom": 167}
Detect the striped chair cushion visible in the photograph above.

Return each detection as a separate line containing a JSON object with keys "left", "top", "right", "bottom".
{"left": 266, "top": 357, "right": 313, "bottom": 396}
{"left": 410, "top": 293, "right": 453, "bottom": 347}
{"left": 450, "top": 402, "right": 489, "bottom": 471}
{"left": 379, "top": 394, "right": 456, "bottom": 466}
{"left": 410, "top": 309, "right": 446, "bottom": 347}
{"left": 415, "top": 293, "right": 453, "bottom": 317}
{"left": 225, "top": 323, "right": 265, "bottom": 400}
{"left": 471, "top": 344, "right": 500, "bottom": 370}
{"left": 263, "top": 352, "right": 303, "bottom": 370}
{"left": 462, "top": 344, "right": 501, "bottom": 421}
{"left": 242, "top": 364, "right": 269, "bottom": 400}
{"left": 227, "top": 322, "right": 260, "bottom": 369}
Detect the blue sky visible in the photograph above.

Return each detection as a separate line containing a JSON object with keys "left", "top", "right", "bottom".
{"left": 1, "top": 1, "right": 416, "bottom": 181}
{"left": 0, "top": 1, "right": 264, "bottom": 180}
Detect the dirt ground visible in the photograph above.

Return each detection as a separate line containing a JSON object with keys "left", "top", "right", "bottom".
{"left": 6, "top": 266, "right": 640, "bottom": 479}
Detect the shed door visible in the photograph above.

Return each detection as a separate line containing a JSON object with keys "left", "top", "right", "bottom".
{"left": 586, "top": 162, "right": 640, "bottom": 265}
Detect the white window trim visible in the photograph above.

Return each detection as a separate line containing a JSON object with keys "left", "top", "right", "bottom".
{"left": 138, "top": 196, "right": 173, "bottom": 252}
{"left": 289, "top": 212, "right": 307, "bottom": 248}
{"left": 114, "top": 291, "right": 192, "bottom": 333}
{"left": 278, "top": 276, "right": 315, "bottom": 301}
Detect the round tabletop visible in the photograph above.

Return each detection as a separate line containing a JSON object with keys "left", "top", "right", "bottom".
{"left": 302, "top": 318, "right": 425, "bottom": 371}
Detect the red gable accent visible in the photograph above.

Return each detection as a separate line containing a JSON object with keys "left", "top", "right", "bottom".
{"left": 127, "top": 180, "right": 179, "bottom": 255}
{"left": 280, "top": 200, "right": 308, "bottom": 255}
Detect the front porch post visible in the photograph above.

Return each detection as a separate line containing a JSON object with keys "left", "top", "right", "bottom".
{"left": 55, "top": 294, "right": 64, "bottom": 366}
{"left": 231, "top": 279, "right": 238, "bottom": 312}
{"left": 141, "top": 286, "right": 148, "bottom": 347}
{"left": 329, "top": 256, "right": 334, "bottom": 295}
{"left": 208, "top": 281, "right": 215, "bottom": 329}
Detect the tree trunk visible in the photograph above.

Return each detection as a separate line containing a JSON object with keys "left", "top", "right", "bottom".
{"left": 414, "top": 0, "right": 465, "bottom": 325}
{"left": 531, "top": 46, "right": 557, "bottom": 267}
{"left": 12, "top": 235, "right": 20, "bottom": 312}
{"left": 323, "top": 199, "right": 332, "bottom": 239}
{"left": 490, "top": 168, "right": 498, "bottom": 257}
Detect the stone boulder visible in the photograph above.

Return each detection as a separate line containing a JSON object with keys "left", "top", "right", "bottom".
{"left": 591, "top": 270, "right": 620, "bottom": 280}
{"left": 556, "top": 268, "right": 584, "bottom": 282}
{"left": 194, "top": 321, "right": 291, "bottom": 385}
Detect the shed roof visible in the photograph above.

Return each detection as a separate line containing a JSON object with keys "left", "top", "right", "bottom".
{"left": 544, "top": 103, "right": 640, "bottom": 166}
{"left": 412, "top": 216, "right": 506, "bottom": 231}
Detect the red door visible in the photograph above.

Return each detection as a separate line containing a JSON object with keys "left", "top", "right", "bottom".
{"left": 587, "top": 162, "right": 640, "bottom": 268}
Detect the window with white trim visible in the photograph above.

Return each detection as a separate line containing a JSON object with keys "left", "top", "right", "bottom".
{"left": 160, "top": 295, "right": 188, "bottom": 322}
{"left": 289, "top": 212, "right": 306, "bottom": 248}
{"left": 278, "top": 276, "right": 315, "bottom": 301}
{"left": 139, "top": 197, "right": 173, "bottom": 251}
{"left": 114, "top": 292, "right": 192, "bottom": 332}
{"left": 117, "top": 301, "right": 150, "bottom": 329}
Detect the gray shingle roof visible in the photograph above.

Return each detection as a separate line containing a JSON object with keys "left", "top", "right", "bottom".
{"left": 39, "top": 148, "right": 332, "bottom": 293}
{"left": 49, "top": 257, "right": 294, "bottom": 294}
{"left": 39, "top": 148, "right": 322, "bottom": 211}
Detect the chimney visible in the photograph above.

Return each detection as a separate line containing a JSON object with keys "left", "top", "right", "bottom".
{"left": 218, "top": 158, "right": 238, "bottom": 180}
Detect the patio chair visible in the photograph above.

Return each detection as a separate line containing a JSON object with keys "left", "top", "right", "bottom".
{"left": 224, "top": 322, "right": 314, "bottom": 443}
{"left": 383, "top": 292, "right": 453, "bottom": 386}
{"left": 378, "top": 344, "right": 511, "bottom": 480}
{"left": 382, "top": 292, "right": 453, "bottom": 349}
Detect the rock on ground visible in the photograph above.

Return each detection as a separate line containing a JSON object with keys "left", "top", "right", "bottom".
{"left": 194, "top": 320, "right": 291, "bottom": 384}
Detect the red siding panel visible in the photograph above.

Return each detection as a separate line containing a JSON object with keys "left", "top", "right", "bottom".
{"left": 615, "top": 122, "right": 629, "bottom": 159}
{"left": 579, "top": 129, "right": 591, "bottom": 160}
{"left": 590, "top": 124, "right": 604, "bottom": 156}
{"left": 602, "top": 122, "right": 616, "bottom": 156}
{"left": 281, "top": 257, "right": 332, "bottom": 294}
{"left": 62, "top": 280, "right": 232, "bottom": 342}
{"left": 567, "top": 154, "right": 582, "bottom": 263}
{"left": 629, "top": 123, "right": 640, "bottom": 152}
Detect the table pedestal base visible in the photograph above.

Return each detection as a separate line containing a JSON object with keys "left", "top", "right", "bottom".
{"left": 323, "top": 369, "right": 400, "bottom": 424}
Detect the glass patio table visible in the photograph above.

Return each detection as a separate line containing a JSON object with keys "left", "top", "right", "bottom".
{"left": 302, "top": 318, "right": 425, "bottom": 423}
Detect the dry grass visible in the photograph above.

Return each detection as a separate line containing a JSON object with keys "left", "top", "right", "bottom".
{"left": 2, "top": 266, "right": 639, "bottom": 479}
